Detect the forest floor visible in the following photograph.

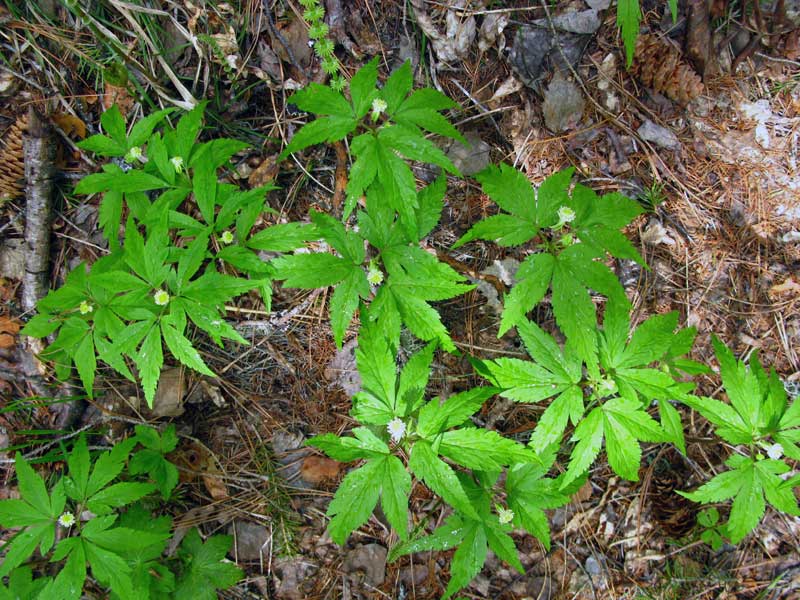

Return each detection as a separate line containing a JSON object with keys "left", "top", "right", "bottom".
{"left": 1, "top": 0, "right": 799, "bottom": 598}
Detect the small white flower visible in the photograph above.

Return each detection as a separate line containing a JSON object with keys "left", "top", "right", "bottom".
{"left": 766, "top": 443, "right": 784, "bottom": 460}
{"left": 58, "top": 511, "right": 75, "bottom": 527}
{"left": 496, "top": 505, "right": 514, "bottom": 524}
{"left": 387, "top": 418, "right": 406, "bottom": 443}
{"left": 124, "top": 145, "right": 146, "bottom": 164}
{"left": 153, "top": 289, "right": 170, "bottom": 306}
{"left": 366, "top": 262, "right": 384, "bottom": 286}
{"left": 371, "top": 98, "right": 388, "bottom": 121}
{"left": 598, "top": 378, "right": 618, "bottom": 396}
{"left": 557, "top": 206, "right": 576, "bottom": 224}
{"left": 170, "top": 156, "right": 184, "bottom": 172}
{"left": 79, "top": 300, "right": 93, "bottom": 314}
{"left": 220, "top": 230, "right": 234, "bottom": 244}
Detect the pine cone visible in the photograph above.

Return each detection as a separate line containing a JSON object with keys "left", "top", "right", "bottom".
{"left": 0, "top": 114, "right": 27, "bottom": 202}
{"left": 632, "top": 34, "right": 704, "bottom": 105}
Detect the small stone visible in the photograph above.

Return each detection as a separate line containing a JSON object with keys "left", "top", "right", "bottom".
{"left": 470, "top": 573, "right": 490, "bottom": 595}
{"left": 229, "top": 520, "right": 270, "bottom": 561}
{"left": 534, "top": 9, "right": 602, "bottom": 34}
{"left": 637, "top": 119, "right": 681, "bottom": 150}
{"left": 543, "top": 76, "right": 584, "bottom": 132}
{"left": 344, "top": 543, "right": 387, "bottom": 587}
{"left": 150, "top": 368, "right": 185, "bottom": 417}
{"left": 446, "top": 132, "right": 491, "bottom": 176}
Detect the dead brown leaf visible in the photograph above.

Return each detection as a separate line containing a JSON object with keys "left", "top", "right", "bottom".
{"left": 51, "top": 113, "right": 87, "bottom": 139}
{"left": 247, "top": 155, "right": 279, "bottom": 188}
{"left": 300, "top": 456, "right": 342, "bottom": 485}
{"left": 103, "top": 84, "right": 134, "bottom": 115}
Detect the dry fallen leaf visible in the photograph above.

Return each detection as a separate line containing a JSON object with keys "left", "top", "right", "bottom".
{"left": 300, "top": 455, "right": 342, "bottom": 485}
{"left": 247, "top": 155, "right": 279, "bottom": 188}
{"left": 51, "top": 113, "right": 87, "bottom": 139}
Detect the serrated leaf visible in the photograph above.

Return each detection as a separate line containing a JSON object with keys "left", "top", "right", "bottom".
{"left": 279, "top": 116, "right": 357, "bottom": 158}
{"left": 617, "top": 311, "right": 679, "bottom": 368}
{"left": 381, "top": 60, "right": 413, "bottom": 114}
{"left": 439, "top": 428, "right": 537, "bottom": 471}
{"left": 87, "top": 482, "right": 156, "bottom": 514}
{"left": 161, "top": 321, "right": 215, "bottom": 377}
{"left": 617, "top": 0, "right": 641, "bottom": 67}
{"left": 174, "top": 529, "right": 243, "bottom": 600}
{"left": 392, "top": 289, "right": 457, "bottom": 352}
{"left": 271, "top": 253, "right": 354, "bottom": 288}
{"left": 529, "top": 385, "right": 583, "bottom": 452}
{"left": 389, "top": 516, "right": 466, "bottom": 565}
{"left": 73, "top": 333, "right": 96, "bottom": 398}
{"left": 417, "top": 387, "right": 498, "bottom": 438}
{"left": 485, "top": 357, "right": 568, "bottom": 403}
{"left": 325, "top": 460, "right": 382, "bottom": 544}
{"left": 101, "top": 104, "right": 126, "bottom": 144}
{"left": 355, "top": 317, "right": 397, "bottom": 408}
{"left": 563, "top": 408, "right": 604, "bottom": 488}
{"left": 330, "top": 270, "right": 369, "bottom": 347}
{"left": 350, "top": 57, "right": 379, "bottom": 118}
{"left": 409, "top": 441, "right": 478, "bottom": 519}
{"left": 475, "top": 163, "right": 537, "bottom": 223}
{"left": 378, "top": 124, "right": 458, "bottom": 174}
{"left": 444, "top": 523, "right": 486, "bottom": 600}
{"left": 380, "top": 455, "right": 411, "bottom": 539}
{"left": 516, "top": 317, "right": 580, "bottom": 382}
{"left": 289, "top": 83, "right": 352, "bottom": 117}
{"left": 136, "top": 325, "right": 163, "bottom": 408}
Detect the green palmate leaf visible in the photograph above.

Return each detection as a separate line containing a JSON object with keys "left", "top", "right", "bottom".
{"left": 345, "top": 133, "right": 379, "bottom": 216}
{"left": 388, "top": 514, "right": 465, "bottom": 562}
{"left": 408, "top": 441, "right": 479, "bottom": 519}
{"left": 377, "top": 124, "right": 459, "bottom": 174}
{"left": 308, "top": 428, "right": 388, "bottom": 462}
{"left": 483, "top": 357, "right": 569, "bottom": 404}
{"left": 325, "top": 459, "right": 383, "bottom": 544}
{"left": 101, "top": 104, "right": 127, "bottom": 145}
{"left": 73, "top": 334, "right": 96, "bottom": 398}
{"left": 271, "top": 253, "right": 354, "bottom": 288}
{"left": 136, "top": 325, "right": 163, "bottom": 408}
{"left": 75, "top": 167, "right": 166, "bottom": 195}
{"left": 355, "top": 316, "right": 397, "bottom": 407}
{"left": 506, "top": 460, "right": 574, "bottom": 550}
{"left": 161, "top": 321, "right": 215, "bottom": 377}
{"left": 329, "top": 268, "right": 370, "bottom": 347}
{"left": 129, "top": 108, "right": 175, "bottom": 147}
{"left": 562, "top": 408, "right": 604, "bottom": 488}
{"left": 517, "top": 319, "right": 582, "bottom": 383}
{"left": 78, "top": 134, "right": 127, "bottom": 156}
{"left": 529, "top": 385, "right": 584, "bottom": 452}
{"left": 498, "top": 254, "right": 554, "bottom": 335}
{"left": 712, "top": 336, "right": 761, "bottom": 432}
{"left": 438, "top": 428, "right": 538, "bottom": 471}
{"left": 617, "top": 311, "right": 679, "bottom": 369}
{"left": 445, "top": 523, "right": 487, "bottom": 600}
{"left": 378, "top": 455, "right": 412, "bottom": 539}
{"left": 390, "top": 287, "right": 458, "bottom": 352}
{"left": 396, "top": 343, "right": 436, "bottom": 416}
{"left": 349, "top": 56, "right": 379, "bottom": 118}
{"left": 279, "top": 115, "right": 357, "bottom": 158}
{"left": 416, "top": 387, "right": 498, "bottom": 438}
{"left": 174, "top": 529, "right": 243, "bottom": 600}
{"left": 288, "top": 83, "right": 351, "bottom": 117}
{"left": 381, "top": 60, "right": 413, "bottom": 114}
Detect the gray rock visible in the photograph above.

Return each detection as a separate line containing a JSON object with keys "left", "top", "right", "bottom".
{"left": 533, "top": 9, "right": 602, "bottom": 35}
{"left": 543, "top": 77, "right": 585, "bottom": 132}
{"left": 586, "top": 0, "right": 612, "bottom": 9}
{"left": 508, "top": 27, "right": 553, "bottom": 86}
{"left": 446, "top": 132, "right": 491, "bottom": 176}
{"left": 229, "top": 520, "right": 270, "bottom": 561}
{"left": 637, "top": 119, "right": 681, "bottom": 150}
{"left": 344, "top": 543, "right": 387, "bottom": 587}
{"left": 274, "top": 557, "right": 317, "bottom": 600}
